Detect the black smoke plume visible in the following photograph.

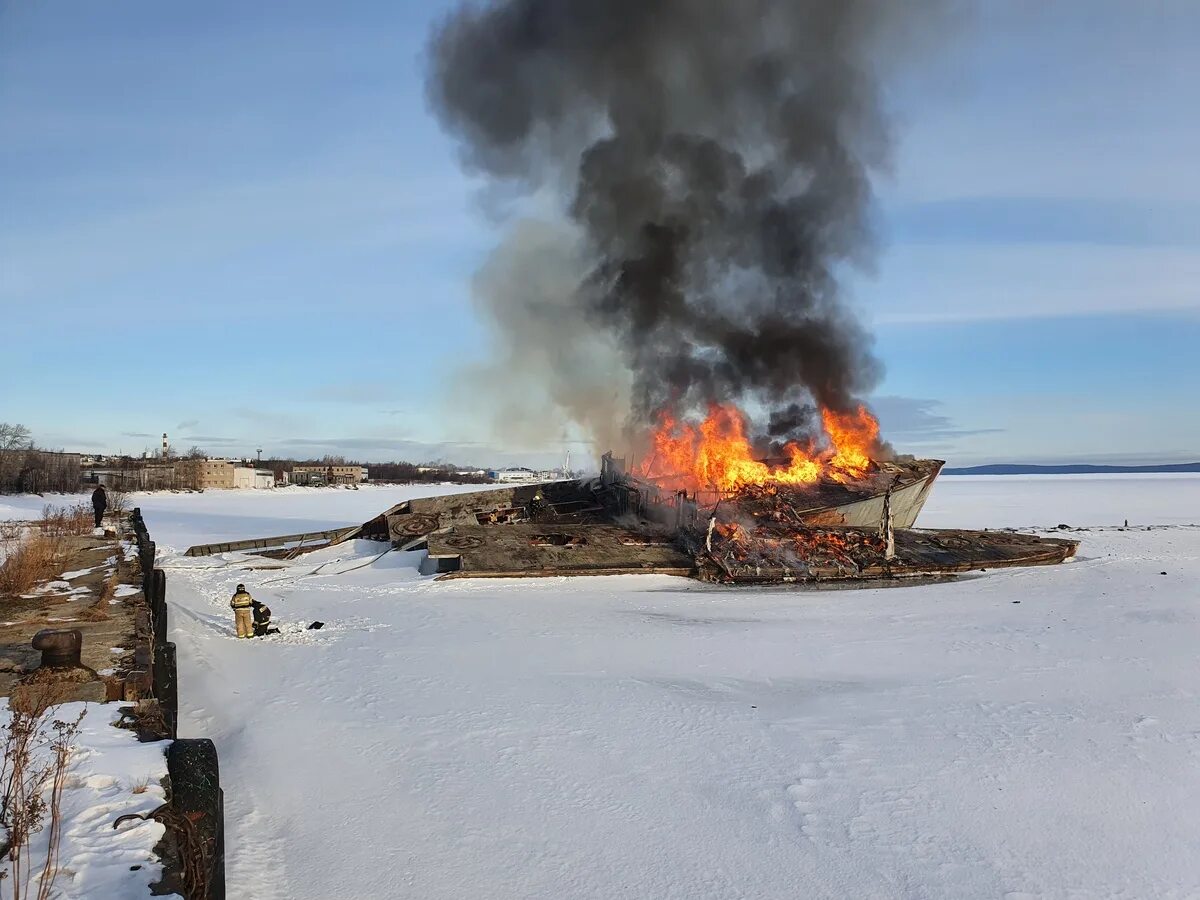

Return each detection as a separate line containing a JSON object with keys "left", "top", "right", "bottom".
{"left": 429, "top": 0, "right": 943, "bottom": 454}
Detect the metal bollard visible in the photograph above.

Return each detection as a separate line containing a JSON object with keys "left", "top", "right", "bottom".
{"left": 31, "top": 628, "right": 83, "bottom": 668}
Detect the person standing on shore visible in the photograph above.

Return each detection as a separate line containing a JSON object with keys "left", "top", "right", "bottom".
{"left": 91, "top": 484, "right": 108, "bottom": 528}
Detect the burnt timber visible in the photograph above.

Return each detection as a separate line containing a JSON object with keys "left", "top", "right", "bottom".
{"left": 690, "top": 526, "right": 1077, "bottom": 584}
{"left": 423, "top": 523, "right": 1076, "bottom": 581}
{"left": 424, "top": 524, "right": 694, "bottom": 578}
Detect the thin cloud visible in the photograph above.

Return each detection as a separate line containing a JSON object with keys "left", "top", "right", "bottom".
{"left": 871, "top": 396, "right": 1002, "bottom": 442}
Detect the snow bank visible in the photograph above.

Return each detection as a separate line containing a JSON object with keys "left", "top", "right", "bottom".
{"left": 0, "top": 702, "right": 170, "bottom": 898}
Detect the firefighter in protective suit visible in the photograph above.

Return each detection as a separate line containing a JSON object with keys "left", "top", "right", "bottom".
{"left": 251, "top": 599, "right": 279, "bottom": 637}
{"left": 230, "top": 584, "right": 254, "bottom": 638}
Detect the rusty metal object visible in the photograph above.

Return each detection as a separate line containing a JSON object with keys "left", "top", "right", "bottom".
{"left": 31, "top": 628, "right": 83, "bottom": 669}
{"left": 19, "top": 629, "right": 103, "bottom": 702}
{"left": 388, "top": 513, "right": 441, "bottom": 538}
{"left": 444, "top": 534, "right": 485, "bottom": 550}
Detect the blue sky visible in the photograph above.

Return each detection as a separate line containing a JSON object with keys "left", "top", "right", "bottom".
{"left": 1, "top": 1, "right": 1196, "bottom": 467}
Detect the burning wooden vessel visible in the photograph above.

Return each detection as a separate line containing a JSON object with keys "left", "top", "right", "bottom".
{"left": 183, "top": 393, "right": 1076, "bottom": 582}
{"left": 184, "top": 457, "right": 1077, "bottom": 584}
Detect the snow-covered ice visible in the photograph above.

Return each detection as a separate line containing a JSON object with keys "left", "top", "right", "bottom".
{"left": 4, "top": 477, "right": 1200, "bottom": 897}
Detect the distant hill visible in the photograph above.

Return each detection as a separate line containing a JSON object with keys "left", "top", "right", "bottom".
{"left": 943, "top": 463, "right": 1200, "bottom": 476}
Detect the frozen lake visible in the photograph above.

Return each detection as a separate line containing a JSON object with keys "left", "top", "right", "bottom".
{"left": 5, "top": 475, "right": 1199, "bottom": 898}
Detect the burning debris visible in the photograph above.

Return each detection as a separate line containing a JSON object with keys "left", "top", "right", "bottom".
{"left": 690, "top": 521, "right": 891, "bottom": 582}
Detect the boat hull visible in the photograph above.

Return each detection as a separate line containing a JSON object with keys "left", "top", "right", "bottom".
{"left": 794, "top": 461, "right": 943, "bottom": 529}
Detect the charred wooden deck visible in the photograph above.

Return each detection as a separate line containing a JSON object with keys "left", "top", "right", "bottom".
{"left": 423, "top": 524, "right": 694, "bottom": 578}
{"left": 696, "top": 527, "right": 1078, "bottom": 584}
{"left": 421, "top": 524, "right": 1077, "bottom": 582}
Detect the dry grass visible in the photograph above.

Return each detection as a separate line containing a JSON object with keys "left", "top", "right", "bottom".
{"left": 78, "top": 570, "right": 118, "bottom": 622}
{"left": 128, "top": 775, "right": 152, "bottom": 795}
{"left": 38, "top": 503, "right": 92, "bottom": 537}
{"left": 0, "top": 531, "right": 67, "bottom": 597}
{"left": 1, "top": 501, "right": 103, "bottom": 598}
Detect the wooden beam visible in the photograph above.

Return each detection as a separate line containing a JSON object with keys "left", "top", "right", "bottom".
{"left": 184, "top": 526, "right": 358, "bottom": 558}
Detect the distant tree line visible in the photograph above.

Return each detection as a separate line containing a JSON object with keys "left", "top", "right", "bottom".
{"left": 0, "top": 423, "right": 83, "bottom": 494}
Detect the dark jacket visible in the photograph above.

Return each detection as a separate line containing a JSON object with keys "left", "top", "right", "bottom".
{"left": 251, "top": 600, "right": 272, "bottom": 627}
{"left": 92, "top": 487, "right": 108, "bottom": 510}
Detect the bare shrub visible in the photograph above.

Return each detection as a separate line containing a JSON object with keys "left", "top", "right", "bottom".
{"left": 0, "top": 529, "right": 19, "bottom": 578}
{"left": 0, "top": 534, "right": 66, "bottom": 597}
{"left": 66, "top": 504, "right": 92, "bottom": 536}
{"left": 106, "top": 491, "right": 128, "bottom": 518}
{"left": 36, "top": 508, "right": 60, "bottom": 536}
{"left": 0, "top": 690, "right": 86, "bottom": 899}
{"left": 38, "top": 504, "right": 90, "bottom": 538}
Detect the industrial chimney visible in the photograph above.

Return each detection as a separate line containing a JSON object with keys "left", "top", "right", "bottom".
{"left": 162, "top": 433, "right": 169, "bottom": 458}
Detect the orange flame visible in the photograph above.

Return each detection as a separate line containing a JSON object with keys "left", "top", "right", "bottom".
{"left": 822, "top": 405, "right": 879, "bottom": 478}
{"left": 642, "top": 402, "right": 881, "bottom": 492}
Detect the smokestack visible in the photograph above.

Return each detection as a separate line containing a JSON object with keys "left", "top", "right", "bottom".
{"left": 162, "top": 433, "right": 168, "bottom": 458}
{"left": 428, "top": 0, "right": 946, "bottom": 452}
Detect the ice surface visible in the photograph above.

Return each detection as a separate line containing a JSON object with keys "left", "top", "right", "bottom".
{"left": 5, "top": 478, "right": 1200, "bottom": 897}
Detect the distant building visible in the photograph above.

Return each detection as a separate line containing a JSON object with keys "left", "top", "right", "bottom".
{"left": 292, "top": 465, "right": 366, "bottom": 486}
{"left": 197, "top": 459, "right": 274, "bottom": 490}
{"left": 199, "top": 460, "right": 236, "bottom": 490}
{"left": 76, "top": 455, "right": 273, "bottom": 491}
{"left": 232, "top": 467, "right": 275, "bottom": 490}
{"left": 489, "top": 467, "right": 542, "bottom": 484}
